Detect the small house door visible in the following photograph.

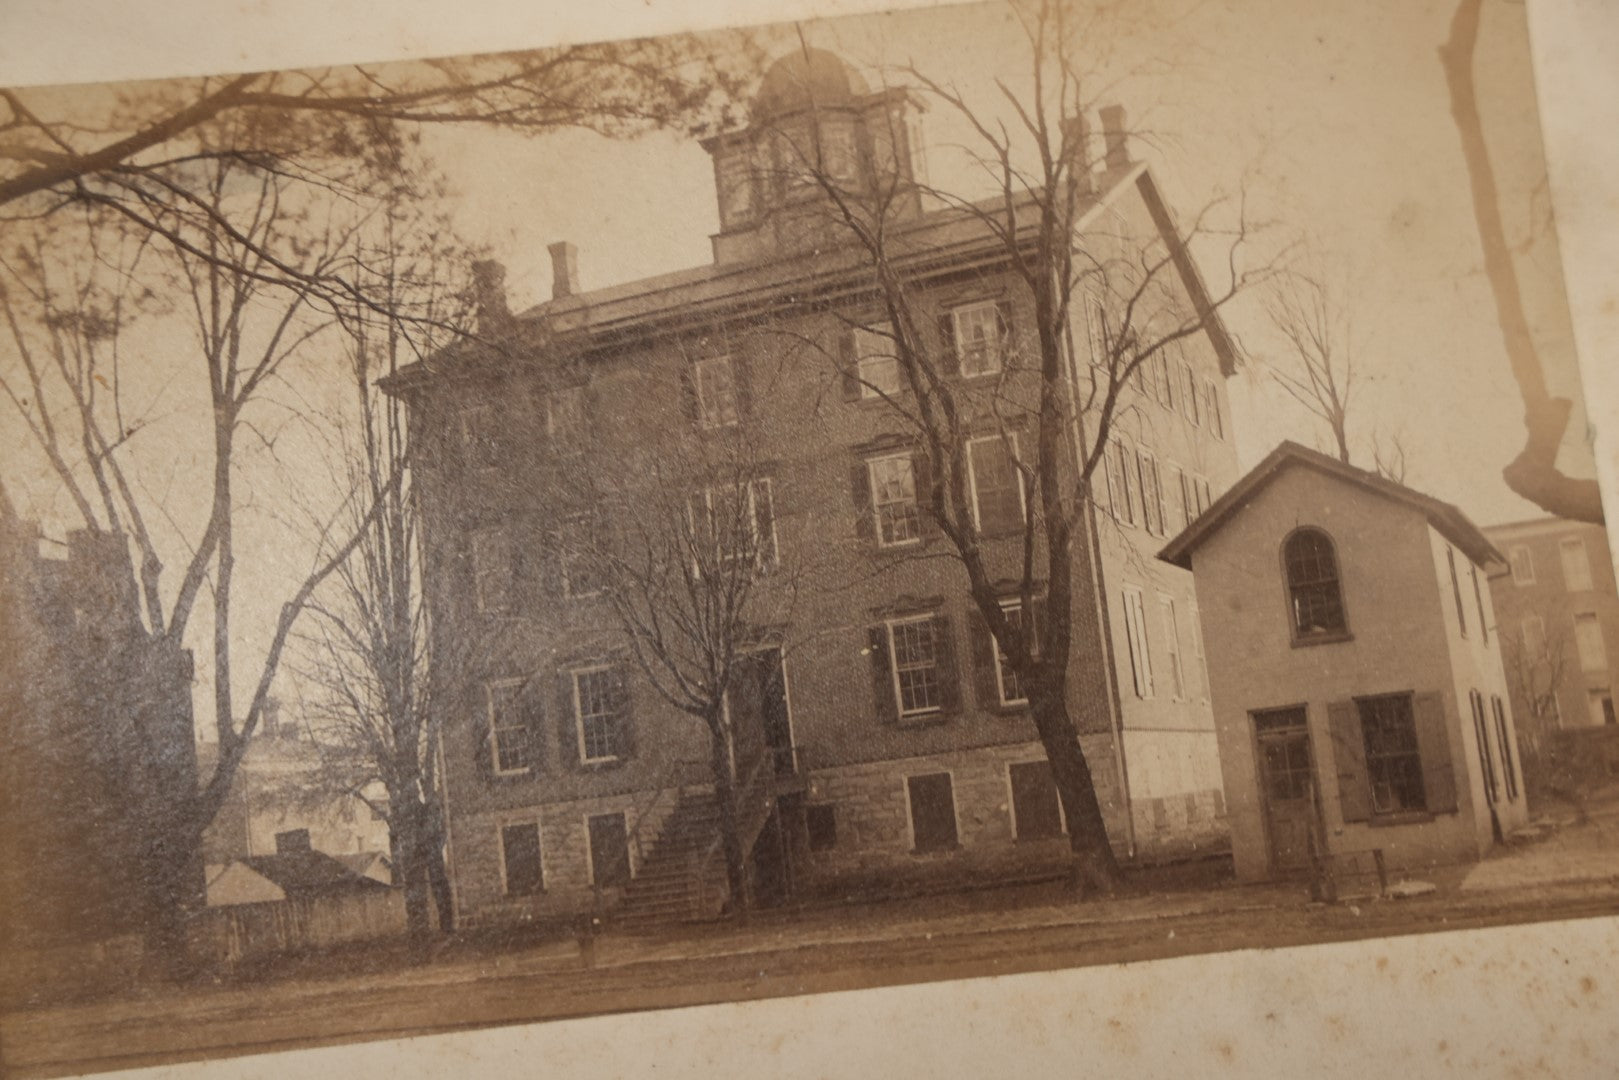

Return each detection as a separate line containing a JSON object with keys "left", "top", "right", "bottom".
{"left": 1253, "top": 707, "right": 1319, "bottom": 876}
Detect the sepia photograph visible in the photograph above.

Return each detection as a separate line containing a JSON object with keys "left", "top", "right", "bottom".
{"left": 0, "top": 0, "right": 1614, "bottom": 1075}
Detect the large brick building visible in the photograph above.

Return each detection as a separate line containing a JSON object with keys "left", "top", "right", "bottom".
{"left": 387, "top": 50, "right": 1242, "bottom": 927}
{"left": 1484, "top": 518, "right": 1618, "bottom": 733}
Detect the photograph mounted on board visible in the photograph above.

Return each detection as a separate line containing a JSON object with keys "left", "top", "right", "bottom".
{"left": 0, "top": 0, "right": 1610, "bottom": 1074}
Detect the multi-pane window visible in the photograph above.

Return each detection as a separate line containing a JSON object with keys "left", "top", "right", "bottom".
{"left": 1136, "top": 449, "right": 1164, "bottom": 536}
{"left": 471, "top": 527, "right": 514, "bottom": 616}
{"left": 559, "top": 517, "right": 599, "bottom": 599}
{"left": 855, "top": 324, "right": 901, "bottom": 398}
{"left": 888, "top": 615, "right": 944, "bottom": 718}
{"left": 1121, "top": 586, "right": 1154, "bottom": 698}
{"left": 1159, "top": 594, "right": 1185, "bottom": 700}
{"left": 1509, "top": 545, "right": 1535, "bottom": 585}
{"left": 499, "top": 822, "right": 544, "bottom": 896}
{"left": 487, "top": 680, "right": 531, "bottom": 775}
{"left": 1560, "top": 537, "right": 1594, "bottom": 592}
{"left": 868, "top": 454, "right": 921, "bottom": 547}
{"left": 992, "top": 603, "right": 1031, "bottom": 706}
{"left": 1574, "top": 612, "right": 1607, "bottom": 672}
{"left": 546, "top": 385, "right": 586, "bottom": 452}
{"left": 572, "top": 666, "right": 624, "bottom": 763}
{"left": 1284, "top": 528, "right": 1346, "bottom": 639}
{"left": 1447, "top": 547, "right": 1468, "bottom": 638}
{"left": 693, "top": 356, "right": 739, "bottom": 429}
{"left": 1204, "top": 378, "right": 1224, "bottom": 439}
{"left": 951, "top": 300, "right": 1006, "bottom": 377}
{"left": 690, "top": 479, "right": 777, "bottom": 569}
{"left": 1358, "top": 694, "right": 1426, "bottom": 814}
{"left": 967, "top": 435, "right": 1025, "bottom": 533}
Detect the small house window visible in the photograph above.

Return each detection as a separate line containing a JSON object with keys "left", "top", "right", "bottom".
{"left": 500, "top": 822, "right": 544, "bottom": 896}
{"left": 1358, "top": 693, "right": 1427, "bottom": 815}
{"left": 1284, "top": 528, "right": 1346, "bottom": 640}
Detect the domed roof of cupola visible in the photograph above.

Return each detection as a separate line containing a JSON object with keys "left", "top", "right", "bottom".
{"left": 752, "top": 48, "right": 870, "bottom": 118}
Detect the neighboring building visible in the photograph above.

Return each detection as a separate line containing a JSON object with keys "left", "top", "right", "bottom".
{"left": 0, "top": 488, "right": 200, "bottom": 948}
{"left": 205, "top": 829, "right": 393, "bottom": 907}
{"left": 201, "top": 716, "right": 392, "bottom": 869}
{"left": 1483, "top": 518, "right": 1618, "bottom": 734}
{"left": 1160, "top": 443, "right": 1530, "bottom": 882}
{"left": 385, "top": 50, "right": 1241, "bottom": 928}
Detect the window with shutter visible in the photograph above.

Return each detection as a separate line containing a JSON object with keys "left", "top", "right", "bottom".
{"left": 1447, "top": 546, "right": 1468, "bottom": 638}
{"left": 906, "top": 772, "right": 959, "bottom": 852}
{"left": 950, "top": 300, "right": 1006, "bottom": 377}
{"left": 1470, "top": 565, "right": 1489, "bottom": 643}
{"left": 1183, "top": 365, "right": 1201, "bottom": 425}
{"left": 1204, "top": 378, "right": 1224, "bottom": 438}
{"left": 1136, "top": 449, "right": 1164, "bottom": 536}
{"left": 1327, "top": 699, "right": 1371, "bottom": 823}
{"left": 499, "top": 822, "right": 544, "bottom": 896}
{"left": 1492, "top": 696, "right": 1519, "bottom": 801}
{"left": 689, "top": 478, "right": 777, "bottom": 570}
{"left": 1154, "top": 351, "right": 1174, "bottom": 408}
{"left": 1107, "top": 438, "right": 1137, "bottom": 526}
{"left": 1470, "top": 689, "right": 1498, "bottom": 804}
{"left": 967, "top": 434, "right": 1025, "bottom": 534}
{"left": 1159, "top": 594, "right": 1185, "bottom": 700}
{"left": 1009, "top": 761, "right": 1065, "bottom": 840}
{"left": 886, "top": 615, "right": 945, "bottom": 718}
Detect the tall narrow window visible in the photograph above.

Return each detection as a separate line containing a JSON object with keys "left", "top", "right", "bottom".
{"left": 1121, "top": 586, "right": 1154, "bottom": 698}
{"left": 573, "top": 666, "right": 625, "bottom": 764}
{"left": 1470, "top": 689, "right": 1498, "bottom": 803}
{"left": 1107, "top": 438, "right": 1138, "bottom": 526}
{"left": 968, "top": 435, "right": 1025, "bottom": 533}
{"left": 1574, "top": 613, "right": 1607, "bottom": 672}
{"left": 1492, "top": 696, "right": 1518, "bottom": 801}
{"left": 499, "top": 822, "right": 544, "bottom": 896}
{"left": 1560, "top": 537, "right": 1594, "bottom": 592}
{"left": 1284, "top": 528, "right": 1346, "bottom": 640}
{"left": 1183, "top": 365, "right": 1201, "bottom": 425}
{"left": 991, "top": 602, "right": 1032, "bottom": 706}
{"left": 1358, "top": 694, "right": 1426, "bottom": 814}
{"left": 888, "top": 615, "right": 945, "bottom": 718}
{"left": 854, "top": 324, "right": 901, "bottom": 398}
{"left": 1470, "top": 565, "right": 1489, "bottom": 643}
{"left": 868, "top": 454, "right": 921, "bottom": 547}
{"left": 692, "top": 356, "right": 739, "bottom": 429}
{"left": 487, "top": 680, "right": 532, "bottom": 775}
{"left": 1167, "top": 465, "right": 1189, "bottom": 534}
{"left": 471, "top": 527, "right": 514, "bottom": 616}
{"left": 951, "top": 300, "right": 1007, "bottom": 377}
{"left": 1159, "top": 594, "right": 1185, "bottom": 700}
{"left": 1204, "top": 378, "right": 1224, "bottom": 439}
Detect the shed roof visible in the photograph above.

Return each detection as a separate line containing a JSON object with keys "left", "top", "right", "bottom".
{"left": 1157, "top": 441, "right": 1505, "bottom": 572}
{"left": 239, "top": 849, "right": 392, "bottom": 898}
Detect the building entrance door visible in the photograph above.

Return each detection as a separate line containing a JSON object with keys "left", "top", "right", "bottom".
{"left": 1254, "top": 707, "right": 1319, "bottom": 876}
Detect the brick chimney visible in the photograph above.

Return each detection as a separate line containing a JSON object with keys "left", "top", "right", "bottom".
{"left": 1099, "top": 104, "right": 1129, "bottom": 172}
{"left": 470, "top": 259, "right": 512, "bottom": 334}
{"left": 274, "top": 828, "right": 311, "bottom": 854}
{"left": 549, "top": 241, "right": 580, "bottom": 300}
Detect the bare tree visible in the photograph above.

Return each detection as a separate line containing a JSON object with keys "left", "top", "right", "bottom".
{"left": 292, "top": 206, "right": 476, "bottom": 946}
{"left": 1502, "top": 608, "right": 1568, "bottom": 758}
{"left": 0, "top": 158, "right": 393, "bottom": 958}
{"left": 779, "top": 2, "right": 1272, "bottom": 893}
{"left": 564, "top": 401, "right": 814, "bottom": 918}
{"left": 1440, "top": 0, "right": 1603, "bottom": 524}
{"left": 1371, "top": 427, "right": 1409, "bottom": 485}
{"left": 1265, "top": 273, "right": 1353, "bottom": 465}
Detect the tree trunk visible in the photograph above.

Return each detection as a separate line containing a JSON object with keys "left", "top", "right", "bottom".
{"left": 424, "top": 803, "right": 454, "bottom": 933}
{"left": 1028, "top": 678, "right": 1121, "bottom": 896}
{"left": 390, "top": 795, "right": 432, "bottom": 953}
{"left": 709, "top": 723, "right": 750, "bottom": 921}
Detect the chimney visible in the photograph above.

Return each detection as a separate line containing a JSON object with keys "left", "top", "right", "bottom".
{"left": 1099, "top": 104, "right": 1129, "bottom": 172}
{"left": 549, "top": 241, "right": 579, "bottom": 301}
{"left": 470, "top": 259, "right": 512, "bottom": 334}
{"left": 1063, "top": 113, "right": 1093, "bottom": 196}
{"left": 274, "top": 828, "right": 311, "bottom": 854}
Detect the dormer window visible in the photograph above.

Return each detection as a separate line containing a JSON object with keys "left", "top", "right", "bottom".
{"left": 1284, "top": 527, "right": 1347, "bottom": 642}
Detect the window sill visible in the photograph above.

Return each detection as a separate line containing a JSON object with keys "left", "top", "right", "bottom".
{"left": 896, "top": 711, "right": 953, "bottom": 730}
{"left": 1290, "top": 630, "right": 1354, "bottom": 649}
{"left": 1366, "top": 810, "right": 1444, "bottom": 828}
{"left": 578, "top": 758, "right": 626, "bottom": 772}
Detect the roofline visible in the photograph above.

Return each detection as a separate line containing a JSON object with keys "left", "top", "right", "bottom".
{"left": 1482, "top": 515, "right": 1608, "bottom": 537}
{"left": 1158, "top": 441, "right": 1506, "bottom": 572}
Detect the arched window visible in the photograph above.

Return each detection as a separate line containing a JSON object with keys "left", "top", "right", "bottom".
{"left": 1284, "top": 528, "right": 1347, "bottom": 639}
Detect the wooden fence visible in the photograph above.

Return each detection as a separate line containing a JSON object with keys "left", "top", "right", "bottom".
{"left": 188, "top": 888, "right": 406, "bottom": 969}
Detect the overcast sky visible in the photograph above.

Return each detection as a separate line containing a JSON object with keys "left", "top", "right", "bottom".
{"left": 423, "top": 0, "right": 1586, "bottom": 529}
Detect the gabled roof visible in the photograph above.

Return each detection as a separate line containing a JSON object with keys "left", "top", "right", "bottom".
{"left": 239, "top": 849, "right": 392, "bottom": 898}
{"left": 381, "top": 161, "right": 1241, "bottom": 393}
{"left": 1157, "top": 441, "right": 1505, "bottom": 572}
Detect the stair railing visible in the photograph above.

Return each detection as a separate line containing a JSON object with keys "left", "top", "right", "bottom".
{"left": 690, "top": 743, "right": 774, "bottom": 913}
{"left": 625, "top": 756, "right": 710, "bottom": 866}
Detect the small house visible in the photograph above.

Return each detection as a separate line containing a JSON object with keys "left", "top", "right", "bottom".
{"left": 1159, "top": 442, "right": 1529, "bottom": 882}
